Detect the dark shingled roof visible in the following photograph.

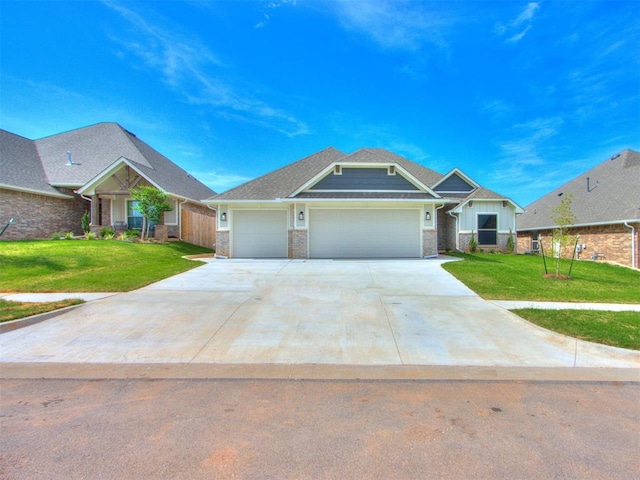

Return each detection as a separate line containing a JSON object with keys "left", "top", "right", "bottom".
{"left": 2, "top": 123, "right": 215, "bottom": 201}
{"left": 0, "top": 129, "right": 67, "bottom": 197}
{"left": 213, "top": 147, "right": 446, "bottom": 201}
{"left": 518, "top": 149, "right": 640, "bottom": 230}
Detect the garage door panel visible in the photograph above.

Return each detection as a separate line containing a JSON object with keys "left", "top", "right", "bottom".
{"left": 309, "top": 209, "right": 420, "bottom": 258}
{"left": 233, "top": 210, "right": 288, "bottom": 258}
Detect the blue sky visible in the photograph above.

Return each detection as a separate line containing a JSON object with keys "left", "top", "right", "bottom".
{"left": 1, "top": 0, "right": 638, "bottom": 205}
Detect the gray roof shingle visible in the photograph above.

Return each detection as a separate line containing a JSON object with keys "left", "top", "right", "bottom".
{"left": 0, "top": 129, "right": 66, "bottom": 197}
{"left": 2, "top": 123, "right": 215, "bottom": 201}
{"left": 517, "top": 149, "right": 640, "bottom": 230}
{"left": 212, "top": 147, "right": 447, "bottom": 201}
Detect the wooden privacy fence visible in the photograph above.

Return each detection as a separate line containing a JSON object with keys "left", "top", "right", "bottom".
{"left": 181, "top": 209, "right": 216, "bottom": 249}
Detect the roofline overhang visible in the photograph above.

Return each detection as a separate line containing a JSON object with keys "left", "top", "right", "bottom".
{"left": 0, "top": 183, "right": 75, "bottom": 199}
{"left": 451, "top": 198, "right": 525, "bottom": 214}
{"left": 77, "top": 157, "right": 163, "bottom": 195}
{"left": 49, "top": 183, "right": 84, "bottom": 188}
{"left": 431, "top": 167, "right": 481, "bottom": 190}
{"left": 517, "top": 218, "right": 640, "bottom": 231}
{"left": 206, "top": 198, "right": 457, "bottom": 204}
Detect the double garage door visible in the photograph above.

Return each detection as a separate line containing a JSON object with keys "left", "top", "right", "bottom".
{"left": 232, "top": 209, "right": 421, "bottom": 259}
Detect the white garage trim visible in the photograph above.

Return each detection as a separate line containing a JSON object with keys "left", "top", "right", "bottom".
{"left": 308, "top": 208, "right": 421, "bottom": 258}
{"left": 231, "top": 209, "right": 288, "bottom": 258}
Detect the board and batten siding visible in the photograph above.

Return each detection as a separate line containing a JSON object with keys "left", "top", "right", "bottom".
{"left": 457, "top": 201, "right": 516, "bottom": 233}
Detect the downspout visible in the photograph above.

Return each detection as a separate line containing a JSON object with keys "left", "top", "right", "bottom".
{"left": 80, "top": 194, "right": 93, "bottom": 225}
{"left": 206, "top": 203, "right": 218, "bottom": 251}
{"left": 178, "top": 197, "right": 189, "bottom": 241}
{"left": 448, "top": 208, "right": 462, "bottom": 253}
{"left": 624, "top": 221, "right": 636, "bottom": 269}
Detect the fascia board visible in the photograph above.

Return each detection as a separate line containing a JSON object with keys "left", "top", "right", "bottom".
{"left": 78, "top": 157, "right": 163, "bottom": 194}
{"left": 280, "top": 198, "right": 456, "bottom": 204}
{"left": 289, "top": 162, "right": 442, "bottom": 198}
{"left": 451, "top": 198, "right": 524, "bottom": 214}
{"left": 0, "top": 183, "right": 75, "bottom": 199}
{"left": 432, "top": 168, "right": 480, "bottom": 190}
{"left": 518, "top": 218, "right": 640, "bottom": 231}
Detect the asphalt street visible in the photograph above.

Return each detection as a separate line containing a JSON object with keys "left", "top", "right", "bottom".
{"left": 1, "top": 377, "right": 639, "bottom": 479}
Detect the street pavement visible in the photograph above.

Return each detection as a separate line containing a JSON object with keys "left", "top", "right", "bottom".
{"left": 1, "top": 377, "right": 638, "bottom": 479}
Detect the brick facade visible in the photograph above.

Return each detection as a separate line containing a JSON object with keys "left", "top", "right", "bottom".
{"left": 518, "top": 223, "right": 639, "bottom": 269}
{"left": 422, "top": 230, "right": 437, "bottom": 256}
{"left": 0, "top": 189, "right": 89, "bottom": 240}
{"left": 216, "top": 230, "right": 230, "bottom": 257}
{"left": 288, "top": 229, "right": 308, "bottom": 259}
{"left": 459, "top": 231, "right": 512, "bottom": 253}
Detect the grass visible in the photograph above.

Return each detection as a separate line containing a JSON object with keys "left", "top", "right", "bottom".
{"left": 0, "top": 240, "right": 213, "bottom": 292}
{"left": 442, "top": 253, "right": 640, "bottom": 303}
{"left": 1, "top": 298, "right": 84, "bottom": 323}
{"left": 514, "top": 309, "right": 640, "bottom": 350}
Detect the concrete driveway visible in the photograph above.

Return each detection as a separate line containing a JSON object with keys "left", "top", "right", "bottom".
{"left": 1, "top": 259, "right": 638, "bottom": 367}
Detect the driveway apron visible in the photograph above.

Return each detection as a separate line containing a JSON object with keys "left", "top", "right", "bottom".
{"left": 1, "top": 259, "right": 638, "bottom": 367}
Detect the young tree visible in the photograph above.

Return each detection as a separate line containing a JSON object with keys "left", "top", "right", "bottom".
{"left": 129, "top": 186, "right": 173, "bottom": 240}
{"left": 550, "top": 193, "right": 578, "bottom": 276}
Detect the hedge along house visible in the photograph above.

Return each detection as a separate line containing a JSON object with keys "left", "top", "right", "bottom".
{"left": 205, "top": 147, "right": 523, "bottom": 259}
{"left": 517, "top": 149, "right": 640, "bottom": 269}
{"left": 0, "top": 123, "right": 216, "bottom": 247}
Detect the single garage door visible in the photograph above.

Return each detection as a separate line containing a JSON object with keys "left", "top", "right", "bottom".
{"left": 309, "top": 209, "right": 421, "bottom": 258}
{"left": 232, "top": 210, "right": 288, "bottom": 258}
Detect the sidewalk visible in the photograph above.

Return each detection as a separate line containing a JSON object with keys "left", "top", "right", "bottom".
{"left": 4, "top": 292, "right": 639, "bottom": 312}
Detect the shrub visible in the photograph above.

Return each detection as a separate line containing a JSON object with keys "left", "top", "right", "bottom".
{"left": 125, "top": 230, "right": 140, "bottom": 238}
{"left": 468, "top": 232, "right": 478, "bottom": 253}
{"left": 100, "top": 227, "right": 115, "bottom": 238}
{"left": 81, "top": 211, "right": 90, "bottom": 234}
{"left": 50, "top": 232, "right": 64, "bottom": 240}
{"left": 85, "top": 231, "right": 97, "bottom": 240}
{"left": 63, "top": 232, "right": 74, "bottom": 240}
{"left": 506, "top": 229, "right": 515, "bottom": 254}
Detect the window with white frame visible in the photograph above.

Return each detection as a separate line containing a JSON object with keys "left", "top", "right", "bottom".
{"left": 477, "top": 214, "right": 497, "bottom": 245}
{"left": 127, "top": 200, "right": 144, "bottom": 230}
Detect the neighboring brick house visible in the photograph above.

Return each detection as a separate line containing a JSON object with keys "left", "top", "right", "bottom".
{"left": 0, "top": 123, "right": 217, "bottom": 247}
{"left": 517, "top": 149, "right": 640, "bottom": 269}
{"left": 205, "top": 147, "right": 523, "bottom": 259}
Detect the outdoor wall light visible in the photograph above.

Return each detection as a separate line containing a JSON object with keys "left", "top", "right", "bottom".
{"left": 298, "top": 211, "right": 304, "bottom": 221}
{"left": 502, "top": 201, "right": 508, "bottom": 208}
{"left": 425, "top": 211, "right": 431, "bottom": 221}
{"left": 468, "top": 201, "right": 473, "bottom": 207}
{"left": 220, "top": 212, "right": 227, "bottom": 221}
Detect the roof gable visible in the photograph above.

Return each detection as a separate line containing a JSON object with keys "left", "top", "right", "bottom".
{"left": 518, "top": 149, "right": 640, "bottom": 230}
{"left": 212, "top": 147, "right": 445, "bottom": 201}
{"left": 433, "top": 168, "right": 479, "bottom": 194}
{"left": 308, "top": 167, "right": 421, "bottom": 192}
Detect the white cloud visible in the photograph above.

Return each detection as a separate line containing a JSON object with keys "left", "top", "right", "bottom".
{"left": 190, "top": 170, "right": 254, "bottom": 193}
{"left": 332, "top": 0, "right": 454, "bottom": 51}
{"left": 100, "top": 0, "right": 308, "bottom": 137}
{"left": 496, "top": 2, "right": 539, "bottom": 43}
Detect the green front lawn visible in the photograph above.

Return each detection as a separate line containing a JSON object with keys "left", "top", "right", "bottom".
{"left": 0, "top": 240, "right": 213, "bottom": 292}
{"left": 1, "top": 298, "right": 84, "bottom": 323}
{"left": 442, "top": 253, "right": 640, "bottom": 303}
{"left": 514, "top": 309, "right": 640, "bottom": 350}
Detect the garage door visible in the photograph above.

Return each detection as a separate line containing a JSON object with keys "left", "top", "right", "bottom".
{"left": 309, "top": 209, "right": 421, "bottom": 258}
{"left": 232, "top": 210, "right": 288, "bottom": 258}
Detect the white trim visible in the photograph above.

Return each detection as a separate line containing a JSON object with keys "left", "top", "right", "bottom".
{"left": 289, "top": 162, "right": 442, "bottom": 198}
{"left": 432, "top": 168, "right": 480, "bottom": 191}
{"left": 452, "top": 198, "right": 524, "bottom": 214}
{"left": 518, "top": 219, "right": 640, "bottom": 231}
{"left": 0, "top": 183, "right": 75, "bottom": 199}
{"left": 306, "top": 189, "right": 426, "bottom": 193}
{"left": 476, "top": 212, "right": 499, "bottom": 246}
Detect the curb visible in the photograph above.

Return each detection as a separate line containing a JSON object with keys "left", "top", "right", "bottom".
{"left": 0, "top": 304, "right": 83, "bottom": 334}
{"left": 1, "top": 362, "right": 639, "bottom": 382}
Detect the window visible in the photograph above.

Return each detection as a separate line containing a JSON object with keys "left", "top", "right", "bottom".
{"left": 477, "top": 214, "right": 497, "bottom": 245}
{"left": 127, "top": 200, "right": 143, "bottom": 230}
